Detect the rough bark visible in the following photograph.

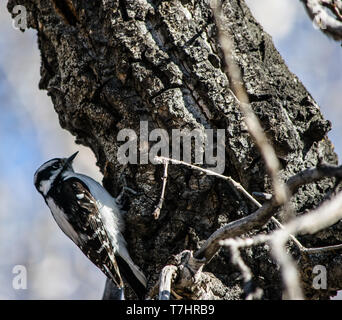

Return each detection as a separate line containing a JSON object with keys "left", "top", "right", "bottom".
{"left": 7, "top": 0, "right": 341, "bottom": 299}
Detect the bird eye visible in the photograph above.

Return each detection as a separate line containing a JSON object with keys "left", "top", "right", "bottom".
{"left": 52, "top": 164, "right": 59, "bottom": 169}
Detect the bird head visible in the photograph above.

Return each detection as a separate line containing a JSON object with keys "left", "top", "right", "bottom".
{"left": 34, "top": 152, "right": 78, "bottom": 195}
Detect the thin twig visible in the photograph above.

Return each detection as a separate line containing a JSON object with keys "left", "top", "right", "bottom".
{"left": 220, "top": 236, "right": 267, "bottom": 299}
{"left": 152, "top": 160, "right": 169, "bottom": 219}
{"left": 155, "top": 156, "right": 305, "bottom": 257}
{"left": 155, "top": 156, "right": 261, "bottom": 208}
{"left": 219, "top": 234, "right": 272, "bottom": 248}
{"left": 302, "top": 243, "right": 342, "bottom": 254}
{"left": 271, "top": 190, "right": 342, "bottom": 299}
{"left": 155, "top": 156, "right": 342, "bottom": 260}
{"left": 270, "top": 232, "right": 304, "bottom": 299}
{"left": 220, "top": 191, "right": 342, "bottom": 299}
{"left": 287, "top": 164, "right": 342, "bottom": 193}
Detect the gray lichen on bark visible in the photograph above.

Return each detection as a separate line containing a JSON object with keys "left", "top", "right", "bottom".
{"left": 7, "top": 0, "right": 340, "bottom": 299}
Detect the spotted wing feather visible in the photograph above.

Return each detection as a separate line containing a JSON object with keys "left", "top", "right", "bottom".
{"left": 52, "top": 177, "right": 123, "bottom": 288}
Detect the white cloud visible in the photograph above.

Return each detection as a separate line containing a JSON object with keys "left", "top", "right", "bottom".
{"left": 245, "top": 0, "right": 300, "bottom": 40}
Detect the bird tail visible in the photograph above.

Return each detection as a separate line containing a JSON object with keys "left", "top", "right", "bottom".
{"left": 116, "top": 254, "right": 147, "bottom": 300}
{"left": 102, "top": 279, "right": 125, "bottom": 300}
{"left": 118, "top": 287, "right": 125, "bottom": 300}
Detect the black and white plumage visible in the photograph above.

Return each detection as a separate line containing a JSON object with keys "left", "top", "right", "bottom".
{"left": 34, "top": 152, "right": 147, "bottom": 299}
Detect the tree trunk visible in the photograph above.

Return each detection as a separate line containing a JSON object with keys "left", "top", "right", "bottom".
{"left": 8, "top": 0, "right": 341, "bottom": 299}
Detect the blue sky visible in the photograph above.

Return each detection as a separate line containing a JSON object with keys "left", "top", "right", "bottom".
{"left": 0, "top": 1, "right": 341, "bottom": 299}
{"left": 0, "top": 3, "right": 104, "bottom": 299}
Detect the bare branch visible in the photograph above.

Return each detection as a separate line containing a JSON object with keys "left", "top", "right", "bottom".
{"left": 302, "top": 243, "right": 342, "bottom": 253}
{"left": 195, "top": 163, "right": 342, "bottom": 261}
{"left": 322, "top": 0, "right": 342, "bottom": 20}
{"left": 223, "top": 190, "right": 342, "bottom": 299}
{"left": 220, "top": 235, "right": 342, "bottom": 299}
{"left": 219, "top": 234, "right": 271, "bottom": 248}
{"left": 270, "top": 233, "right": 304, "bottom": 299}
{"left": 151, "top": 159, "right": 342, "bottom": 299}
{"left": 224, "top": 240, "right": 252, "bottom": 282}
{"left": 159, "top": 265, "right": 178, "bottom": 300}
{"left": 301, "top": 0, "right": 342, "bottom": 40}
{"left": 154, "top": 156, "right": 292, "bottom": 260}
{"left": 220, "top": 236, "right": 267, "bottom": 299}
{"left": 155, "top": 156, "right": 342, "bottom": 261}
{"left": 195, "top": 198, "right": 281, "bottom": 261}
{"left": 287, "top": 163, "right": 342, "bottom": 194}
{"left": 284, "top": 191, "right": 342, "bottom": 236}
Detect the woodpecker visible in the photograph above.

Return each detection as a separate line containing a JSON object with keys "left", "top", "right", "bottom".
{"left": 34, "top": 152, "right": 147, "bottom": 299}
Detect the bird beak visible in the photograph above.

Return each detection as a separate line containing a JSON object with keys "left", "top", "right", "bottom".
{"left": 63, "top": 151, "right": 78, "bottom": 169}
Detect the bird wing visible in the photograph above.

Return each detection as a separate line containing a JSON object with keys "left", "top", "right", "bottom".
{"left": 53, "top": 177, "right": 124, "bottom": 289}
